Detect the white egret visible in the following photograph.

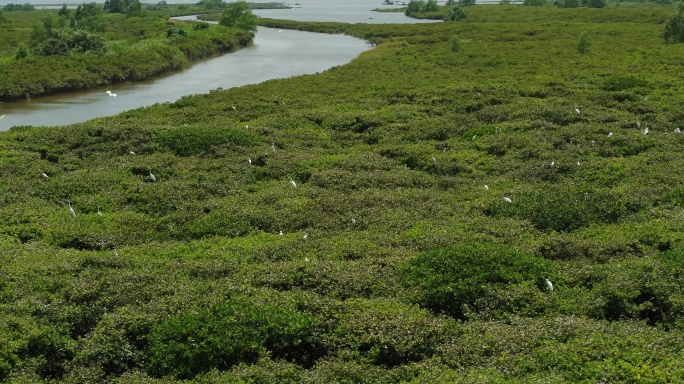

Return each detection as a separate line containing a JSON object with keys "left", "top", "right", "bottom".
{"left": 114, "top": 250, "right": 119, "bottom": 258}
{"left": 149, "top": 168, "right": 156, "bottom": 182}
{"left": 279, "top": 230, "right": 284, "bottom": 236}
{"left": 97, "top": 206, "right": 103, "bottom": 218}
{"left": 607, "top": 132, "right": 613, "bottom": 138}
{"left": 41, "top": 172, "right": 49, "bottom": 179}
{"left": 67, "top": 200, "right": 76, "bottom": 218}
{"left": 304, "top": 257, "right": 310, "bottom": 262}
{"left": 351, "top": 218, "right": 356, "bottom": 224}
{"left": 271, "top": 142, "right": 276, "bottom": 152}
{"left": 0, "top": 115, "right": 5, "bottom": 119}
{"left": 642, "top": 127, "right": 649, "bottom": 136}
{"left": 289, "top": 178, "right": 297, "bottom": 188}
{"left": 471, "top": 135, "right": 477, "bottom": 141}
{"left": 574, "top": 105, "right": 580, "bottom": 115}
{"left": 484, "top": 184, "right": 489, "bottom": 192}
{"left": 676, "top": 128, "right": 681, "bottom": 134}
{"left": 231, "top": 105, "right": 236, "bottom": 110}
{"left": 545, "top": 278, "right": 554, "bottom": 292}
{"left": 577, "top": 161, "right": 581, "bottom": 168}
{"left": 431, "top": 155, "right": 436, "bottom": 163}
{"left": 636, "top": 118, "right": 641, "bottom": 130}
{"left": 503, "top": 196, "right": 512, "bottom": 204}
{"left": 303, "top": 232, "right": 309, "bottom": 240}
{"left": 248, "top": 157, "right": 252, "bottom": 165}
{"left": 245, "top": 125, "right": 249, "bottom": 129}
{"left": 129, "top": 151, "right": 136, "bottom": 155}
{"left": 105, "top": 90, "right": 116, "bottom": 97}
{"left": 550, "top": 159, "right": 555, "bottom": 168}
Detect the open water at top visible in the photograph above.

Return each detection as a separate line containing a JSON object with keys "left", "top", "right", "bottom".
{"left": 0, "top": 0, "right": 437, "bottom": 129}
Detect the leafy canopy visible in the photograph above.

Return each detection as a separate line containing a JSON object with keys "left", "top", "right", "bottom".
{"left": 219, "top": 1, "right": 257, "bottom": 35}
{"left": 402, "top": 243, "right": 552, "bottom": 319}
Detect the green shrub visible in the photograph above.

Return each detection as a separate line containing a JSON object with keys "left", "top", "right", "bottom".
{"left": 193, "top": 21, "right": 210, "bottom": 30}
{"left": 577, "top": 30, "right": 591, "bottom": 54}
{"left": 187, "top": 210, "right": 251, "bottom": 239}
{"left": 449, "top": 35, "right": 462, "bottom": 51}
{"left": 601, "top": 76, "right": 647, "bottom": 92}
{"left": 401, "top": 243, "right": 553, "bottom": 319}
{"left": 586, "top": 0, "right": 606, "bottom": 8}
{"left": 664, "top": 2, "right": 684, "bottom": 42}
{"left": 326, "top": 298, "right": 447, "bottom": 366}
{"left": 558, "top": 0, "right": 579, "bottom": 7}
{"left": 485, "top": 186, "right": 628, "bottom": 232}
{"left": 446, "top": 7, "right": 467, "bottom": 22}
{"left": 147, "top": 298, "right": 318, "bottom": 379}
{"left": 14, "top": 45, "right": 29, "bottom": 59}
{"left": 153, "top": 126, "right": 258, "bottom": 156}
{"left": 165, "top": 27, "right": 186, "bottom": 38}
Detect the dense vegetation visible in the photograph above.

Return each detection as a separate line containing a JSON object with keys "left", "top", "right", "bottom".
{"left": 4, "top": 2, "right": 684, "bottom": 382}
{"left": 0, "top": 6, "right": 251, "bottom": 101}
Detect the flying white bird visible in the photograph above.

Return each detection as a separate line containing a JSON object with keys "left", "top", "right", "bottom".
{"left": 545, "top": 278, "right": 554, "bottom": 292}
{"left": 105, "top": 90, "right": 116, "bottom": 97}
{"left": 289, "top": 178, "right": 297, "bottom": 188}
{"left": 0, "top": 115, "right": 5, "bottom": 119}
{"left": 503, "top": 196, "right": 512, "bottom": 204}
{"left": 129, "top": 151, "right": 136, "bottom": 155}
{"left": 67, "top": 200, "right": 76, "bottom": 218}
{"left": 149, "top": 168, "right": 156, "bottom": 182}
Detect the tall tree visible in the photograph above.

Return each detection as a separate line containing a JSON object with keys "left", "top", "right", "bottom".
{"left": 219, "top": 1, "right": 257, "bottom": 35}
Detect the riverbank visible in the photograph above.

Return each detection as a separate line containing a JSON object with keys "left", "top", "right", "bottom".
{"left": 0, "top": 10, "right": 252, "bottom": 101}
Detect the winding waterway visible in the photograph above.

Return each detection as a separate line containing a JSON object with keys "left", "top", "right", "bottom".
{"left": 0, "top": 27, "right": 371, "bottom": 129}
{"left": 0, "top": 0, "right": 437, "bottom": 129}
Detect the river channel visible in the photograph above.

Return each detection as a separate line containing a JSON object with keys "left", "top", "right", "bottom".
{"left": 0, "top": 27, "right": 372, "bottom": 129}
{"left": 0, "top": 1, "right": 436, "bottom": 129}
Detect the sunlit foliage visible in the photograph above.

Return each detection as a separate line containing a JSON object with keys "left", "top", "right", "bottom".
{"left": 2, "top": 2, "right": 684, "bottom": 383}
